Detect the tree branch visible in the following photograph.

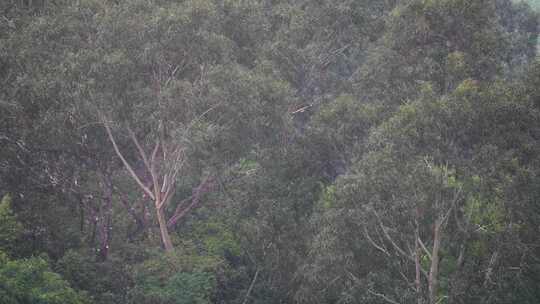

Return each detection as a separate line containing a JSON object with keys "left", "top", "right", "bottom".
{"left": 373, "top": 208, "right": 410, "bottom": 259}
{"left": 371, "top": 207, "right": 429, "bottom": 279}
{"left": 364, "top": 226, "right": 390, "bottom": 256}
{"left": 103, "top": 120, "right": 155, "bottom": 200}
{"left": 418, "top": 236, "right": 432, "bottom": 261}
{"left": 367, "top": 289, "right": 400, "bottom": 304}
{"left": 149, "top": 138, "right": 161, "bottom": 203}
{"left": 127, "top": 126, "right": 151, "bottom": 175}
{"left": 349, "top": 271, "right": 400, "bottom": 304}
{"left": 441, "top": 186, "right": 462, "bottom": 226}
{"left": 167, "top": 175, "right": 214, "bottom": 228}
{"left": 242, "top": 268, "right": 260, "bottom": 304}
{"left": 151, "top": 139, "right": 160, "bottom": 167}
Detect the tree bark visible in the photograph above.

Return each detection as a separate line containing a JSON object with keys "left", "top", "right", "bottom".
{"left": 428, "top": 222, "right": 442, "bottom": 304}
{"left": 97, "top": 169, "right": 114, "bottom": 261}
{"left": 415, "top": 209, "right": 423, "bottom": 304}
{"left": 156, "top": 206, "right": 173, "bottom": 252}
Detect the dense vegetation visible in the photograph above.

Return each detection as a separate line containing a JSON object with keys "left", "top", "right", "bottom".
{"left": 1, "top": 0, "right": 539, "bottom": 303}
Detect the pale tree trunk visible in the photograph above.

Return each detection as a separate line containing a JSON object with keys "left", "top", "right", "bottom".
{"left": 102, "top": 112, "right": 218, "bottom": 252}
{"left": 415, "top": 237, "right": 423, "bottom": 304}
{"left": 103, "top": 120, "right": 185, "bottom": 252}
{"left": 104, "top": 121, "right": 175, "bottom": 251}
{"left": 156, "top": 206, "right": 173, "bottom": 251}
{"left": 428, "top": 221, "right": 442, "bottom": 304}
{"left": 449, "top": 212, "right": 469, "bottom": 304}
{"left": 365, "top": 169, "right": 461, "bottom": 304}
{"left": 97, "top": 169, "right": 114, "bottom": 261}
{"left": 415, "top": 208, "right": 423, "bottom": 304}
{"left": 89, "top": 204, "right": 98, "bottom": 248}
{"left": 151, "top": 166, "right": 175, "bottom": 252}
{"left": 427, "top": 181, "right": 462, "bottom": 304}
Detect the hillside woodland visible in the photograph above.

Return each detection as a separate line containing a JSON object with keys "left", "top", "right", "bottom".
{"left": 1, "top": 0, "right": 540, "bottom": 303}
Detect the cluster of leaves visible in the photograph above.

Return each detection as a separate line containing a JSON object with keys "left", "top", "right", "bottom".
{"left": 0, "top": 251, "right": 90, "bottom": 304}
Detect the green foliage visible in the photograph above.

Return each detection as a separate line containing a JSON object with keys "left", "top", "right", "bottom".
{"left": 1, "top": 0, "right": 539, "bottom": 303}
{"left": 0, "top": 251, "right": 90, "bottom": 304}
{"left": 192, "top": 220, "right": 241, "bottom": 257}
{"left": 56, "top": 250, "right": 131, "bottom": 304}
{"left": 464, "top": 195, "right": 506, "bottom": 233}
{"left": 128, "top": 250, "right": 220, "bottom": 304}
{"left": 318, "top": 185, "right": 337, "bottom": 210}
{"left": 0, "top": 194, "right": 22, "bottom": 255}
{"left": 525, "top": 0, "right": 540, "bottom": 10}
{"left": 161, "top": 272, "right": 215, "bottom": 304}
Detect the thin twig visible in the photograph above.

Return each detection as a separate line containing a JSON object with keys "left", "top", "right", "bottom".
{"left": 364, "top": 226, "right": 390, "bottom": 256}
{"left": 242, "top": 268, "right": 260, "bottom": 304}
{"left": 418, "top": 237, "right": 432, "bottom": 261}
{"left": 366, "top": 289, "right": 400, "bottom": 304}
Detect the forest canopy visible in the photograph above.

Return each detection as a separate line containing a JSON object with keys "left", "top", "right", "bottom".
{"left": 1, "top": 0, "right": 539, "bottom": 304}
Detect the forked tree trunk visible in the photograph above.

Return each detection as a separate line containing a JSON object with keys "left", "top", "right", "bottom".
{"left": 103, "top": 118, "right": 216, "bottom": 252}
{"left": 427, "top": 183, "right": 461, "bottom": 304}
{"left": 103, "top": 121, "right": 184, "bottom": 252}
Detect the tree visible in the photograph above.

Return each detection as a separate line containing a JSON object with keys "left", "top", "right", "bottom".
{"left": 0, "top": 251, "right": 90, "bottom": 304}
{"left": 302, "top": 76, "right": 540, "bottom": 304}
{"left": 1, "top": 0, "right": 539, "bottom": 303}
{"left": 36, "top": 0, "right": 231, "bottom": 252}
{"left": 353, "top": 0, "right": 538, "bottom": 106}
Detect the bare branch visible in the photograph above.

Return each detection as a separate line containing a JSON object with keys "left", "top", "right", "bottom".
{"left": 161, "top": 137, "right": 168, "bottom": 166}
{"left": 164, "top": 157, "right": 183, "bottom": 204}
{"left": 127, "top": 126, "right": 151, "bottom": 174}
{"left": 483, "top": 250, "right": 499, "bottom": 287}
{"left": 160, "top": 148, "right": 185, "bottom": 209}
{"left": 103, "top": 120, "right": 155, "bottom": 200}
{"left": 170, "top": 195, "right": 193, "bottom": 219}
{"left": 349, "top": 271, "right": 400, "bottom": 304}
{"left": 164, "top": 64, "right": 180, "bottom": 87}
{"left": 366, "top": 289, "right": 400, "bottom": 304}
{"left": 418, "top": 237, "right": 432, "bottom": 261}
{"left": 242, "top": 268, "right": 260, "bottom": 304}
{"left": 167, "top": 175, "right": 215, "bottom": 228}
{"left": 371, "top": 207, "right": 429, "bottom": 279}
{"left": 166, "top": 195, "right": 200, "bottom": 227}
{"left": 185, "top": 100, "right": 224, "bottom": 134}
{"left": 149, "top": 138, "right": 161, "bottom": 202}
{"left": 373, "top": 208, "right": 410, "bottom": 259}
{"left": 151, "top": 139, "right": 160, "bottom": 167}
{"left": 364, "top": 226, "right": 390, "bottom": 256}
{"left": 161, "top": 174, "right": 168, "bottom": 194}
{"left": 442, "top": 186, "right": 462, "bottom": 225}
{"left": 157, "top": 187, "right": 175, "bottom": 210}
{"left": 398, "top": 268, "right": 415, "bottom": 289}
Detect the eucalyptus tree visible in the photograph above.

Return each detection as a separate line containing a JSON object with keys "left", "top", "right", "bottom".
{"left": 301, "top": 76, "right": 540, "bottom": 304}
{"left": 0, "top": 0, "right": 104, "bottom": 259}
{"left": 353, "top": 0, "right": 538, "bottom": 106}
{"left": 66, "top": 0, "right": 221, "bottom": 252}
{"left": 67, "top": 0, "right": 295, "bottom": 254}
{"left": 296, "top": 1, "right": 540, "bottom": 301}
